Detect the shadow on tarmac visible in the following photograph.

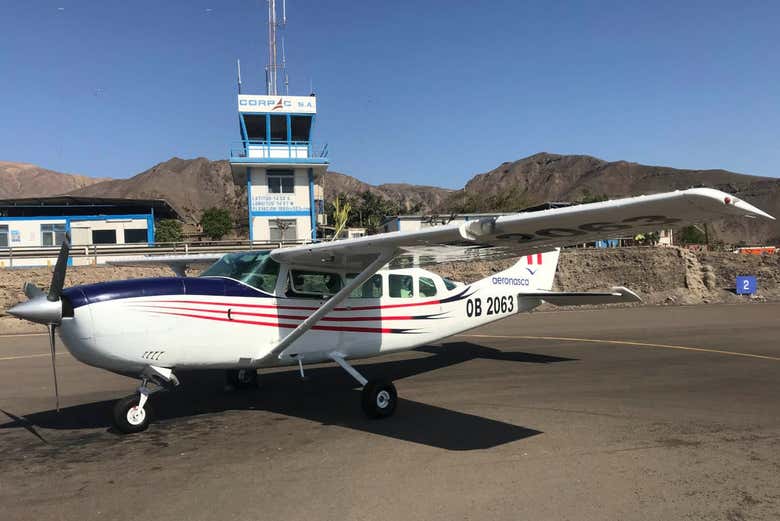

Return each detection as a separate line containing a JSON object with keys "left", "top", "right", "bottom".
{"left": 0, "top": 342, "right": 575, "bottom": 450}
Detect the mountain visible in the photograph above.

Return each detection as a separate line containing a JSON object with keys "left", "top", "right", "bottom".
{"left": 68, "top": 158, "right": 245, "bottom": 224}
{"left": 446, "top": 153, "right": 780, "bottom": 244}
{"left": 0, "top": 161, "right": 107, "bottom": 198}
{"left": 324, "top": 171, "right": 453, "bottom": 213}
{"left": 4, "top": 153, "right": 778, "bottom": 244}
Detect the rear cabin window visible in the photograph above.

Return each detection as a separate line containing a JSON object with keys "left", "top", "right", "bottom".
{"left": 419, "top": 277, "right": 437, "bottom": 297}
{"left": 443, "top": 278, "right": 458, "bottom": 291}
{"left": 347, "top": 274, "right": 383, "bottom": 298}
{"left": 287, "top": 270, "right": 342, "bottom": 298}
{"left": 389, "top": 274, "right": 413, "bottom": 298}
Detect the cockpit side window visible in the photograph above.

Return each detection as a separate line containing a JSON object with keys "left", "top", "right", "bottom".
{"left": 199, "top": 251, "right": 279, "bottom": 293}
{"left": 286, "top": 270, "right": 343, "bottom": 298}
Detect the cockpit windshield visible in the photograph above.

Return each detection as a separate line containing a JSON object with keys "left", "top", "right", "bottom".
{"left": 199, "top": 251, "right": 280, "bottom": 293}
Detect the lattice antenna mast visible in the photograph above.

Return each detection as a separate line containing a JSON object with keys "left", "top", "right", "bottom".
{"left": 265, "top": 0, "right": 289, "bottom": 96}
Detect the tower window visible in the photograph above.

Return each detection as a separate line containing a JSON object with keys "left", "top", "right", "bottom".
{"left": 267, "top": 170, "right": 294, "bottom": 193}
{"left": 243, "top": 114, "right": 268, "bottom": 141}
{"left": 270, "top": 115, "right": 288, "bottom": 142}
{"left": 290, "top": 116, "right": 312, "bottom": 142}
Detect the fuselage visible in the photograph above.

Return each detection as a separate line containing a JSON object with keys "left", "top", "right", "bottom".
{"left": 57, "top": 265, "right": 542, "bottom": 376}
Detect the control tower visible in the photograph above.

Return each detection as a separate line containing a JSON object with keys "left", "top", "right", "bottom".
{"left": 229, "top": 0, "right": 328, "bottom": 244}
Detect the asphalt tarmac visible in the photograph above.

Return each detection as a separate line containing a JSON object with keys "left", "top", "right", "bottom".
{"left": 1, "top": 303, "right": 779, "bottom": 521}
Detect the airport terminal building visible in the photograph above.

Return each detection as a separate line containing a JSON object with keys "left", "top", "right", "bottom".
{"left": 0, "top": 196, "right": 179, "bottom": 266}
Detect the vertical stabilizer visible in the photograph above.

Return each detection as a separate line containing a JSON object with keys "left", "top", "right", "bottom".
{"left": 479, "top": 249, "right": 561, "bottom": 291}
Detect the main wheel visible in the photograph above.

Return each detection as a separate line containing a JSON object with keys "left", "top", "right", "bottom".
{"left": 112, "top": 394, "right": 152, "bottom": 434}
{"left": 361, "top": 379, "right": 397, "bottom": 418}
{"left": 226, "top": 368, "right": 258, "bottom": 390}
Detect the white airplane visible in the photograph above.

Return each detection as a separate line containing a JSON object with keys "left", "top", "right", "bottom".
{"left": 6, "top": 188, "right": 774, "bottom": 434}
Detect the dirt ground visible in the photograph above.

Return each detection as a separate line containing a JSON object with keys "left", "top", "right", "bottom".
{"left": 1, "top": 247, "right": 778, "bottom": 334}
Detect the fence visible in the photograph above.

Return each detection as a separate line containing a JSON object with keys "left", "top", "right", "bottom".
{"left": 0, "top": 239, "right": 312, "bottom": 268}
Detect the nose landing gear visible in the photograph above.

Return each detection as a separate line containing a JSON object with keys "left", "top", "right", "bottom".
{"left": 112, "top": 365, "right": 179, "bottom": 434}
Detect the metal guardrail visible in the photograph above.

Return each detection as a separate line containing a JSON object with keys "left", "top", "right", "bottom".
{"left": 0, "top": 239, "right": 313, "bottom": 267}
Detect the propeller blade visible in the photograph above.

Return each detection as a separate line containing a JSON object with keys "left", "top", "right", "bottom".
{"left": 48, "top": 232, "right": 71, "bottom": 302}
{"left": 48, "top": 324, "right": 60, "bottom": 412}
{"left": 23, "top": 282, "right": 45, "bottom": 300}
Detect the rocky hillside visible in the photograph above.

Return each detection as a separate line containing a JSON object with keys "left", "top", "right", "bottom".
{"left": 0, "top": 161, "right": 107, "bottom": 198}
{"left": 446, "top": 153, "right": 780, "bottom": 245}
{"left": 324, "top": 171, "right": 453, "bottom": 213}
{"left": 68, "top": 158, "right": 246, "bottom": 225}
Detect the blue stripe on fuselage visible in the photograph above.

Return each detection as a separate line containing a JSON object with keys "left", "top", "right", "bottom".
{"left": 62, "top": 277, "right": 273, "bottom": 309}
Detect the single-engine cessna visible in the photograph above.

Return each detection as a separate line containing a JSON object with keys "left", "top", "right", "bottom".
{"left": 6, "top": 188, "right": 774, "bottom": 433}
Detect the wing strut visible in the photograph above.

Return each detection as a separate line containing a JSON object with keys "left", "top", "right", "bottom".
{"left": 255, "top": 249, "right": 396, "bottom": 364}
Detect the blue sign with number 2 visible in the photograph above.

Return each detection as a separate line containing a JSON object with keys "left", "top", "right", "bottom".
{"left": 736, "top": 275, "right": 757, "bottom": 295}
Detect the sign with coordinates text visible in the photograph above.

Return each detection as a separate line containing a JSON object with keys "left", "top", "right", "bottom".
{"left": 251, "top": 194, "right": 308, "bottom": 213}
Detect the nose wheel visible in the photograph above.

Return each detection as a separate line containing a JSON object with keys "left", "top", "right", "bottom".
{"left": 112, "top": 365, "right": 178, "bottom": 434}
{"left": 112, "top": 393, "right": 152, "bottom": 434}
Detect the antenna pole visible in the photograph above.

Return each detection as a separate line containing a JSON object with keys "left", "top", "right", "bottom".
{"left": 236, "top": 59, "right": 243, "bottom": 94}
{"left": 266, "top": 0, "right": 290, "bottom": 96}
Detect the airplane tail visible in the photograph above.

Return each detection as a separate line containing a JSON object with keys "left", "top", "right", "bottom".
{"left": 484, "top": 248, "right": 561, "bottom": 291}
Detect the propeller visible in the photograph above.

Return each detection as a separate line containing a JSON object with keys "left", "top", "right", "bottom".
{"left": 7, "top": 233, "right": 71, "bottom": 411}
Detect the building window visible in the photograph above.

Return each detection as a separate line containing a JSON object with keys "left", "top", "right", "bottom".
{"left": 419, "top": 277, "right": 437, "bottom": 297}
{"left": 269, "top": 219, "right": 297, "bottom": 242}
{"left": 124, "top": 229, "right": 148, "bottom": 244}
{"left": 92, "top": 229, "right": 117, "bottom": 244}
{"left": 347, "top": 274, "right": 383, "bottom": 298}
{"left": 267, "top": 170, "right": 294, "bottom": 193}
{"left": 389, "top": 274, "right": 414, "bottom": 298}
{"left": 41, "top": 223, "right": 66, "bottom": 247}
{"left": 0, "top": 225, "right": 8, "bottom": 248}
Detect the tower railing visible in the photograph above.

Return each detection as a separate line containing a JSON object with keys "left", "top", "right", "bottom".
{"left": 229, "top": 140, "right": 328, "bottom": 161}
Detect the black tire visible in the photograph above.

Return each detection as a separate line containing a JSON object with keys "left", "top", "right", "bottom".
{"left": 361, "top": 379, "right": 397, "bottom": 418}
{"left": 112, "top": 394, "right": 152, "bottom": 434}
{"left": 226, "top": 368, "right": 258, "bottom": 390}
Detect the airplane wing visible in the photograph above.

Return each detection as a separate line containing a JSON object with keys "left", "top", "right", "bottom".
{"left": 259, "top": 187, "right": 772, "bottom": 362}
{"left": 271, "top": 188, "right": 774, "bottom": 270}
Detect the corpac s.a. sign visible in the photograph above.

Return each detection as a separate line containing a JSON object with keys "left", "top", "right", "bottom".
{"left": 238, "top": 95, "right": 316, "bottom": 114}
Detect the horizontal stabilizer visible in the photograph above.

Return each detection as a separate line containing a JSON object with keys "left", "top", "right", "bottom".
{"left": 520, "top": 287, "right": 641, "bottom": 306}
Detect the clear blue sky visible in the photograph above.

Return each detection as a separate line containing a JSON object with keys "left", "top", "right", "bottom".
{"left": 2, "top": 1, "right": 779, "bottom": 188}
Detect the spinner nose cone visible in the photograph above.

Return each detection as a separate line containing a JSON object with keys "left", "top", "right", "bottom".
{"left": 6, "top": 297, "right": 63, "bottom": 325}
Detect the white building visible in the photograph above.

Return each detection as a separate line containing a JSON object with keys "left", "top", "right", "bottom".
{"left": 0, "top": 196, "right": 180, "bottom": 267}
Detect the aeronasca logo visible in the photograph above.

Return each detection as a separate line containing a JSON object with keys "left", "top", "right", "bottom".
{"left": 525, "top": 253, "right": 543, "bottom": 275}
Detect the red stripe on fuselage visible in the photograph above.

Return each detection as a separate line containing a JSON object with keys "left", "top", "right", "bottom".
{"left": 150, "top": 310, "right": 404, "bottom": 333}
{"left": 143, "top": 298, "right": 442, "bottom": 312}
{"left": 133, "top": 304, "right": 418, "bottom": 321}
